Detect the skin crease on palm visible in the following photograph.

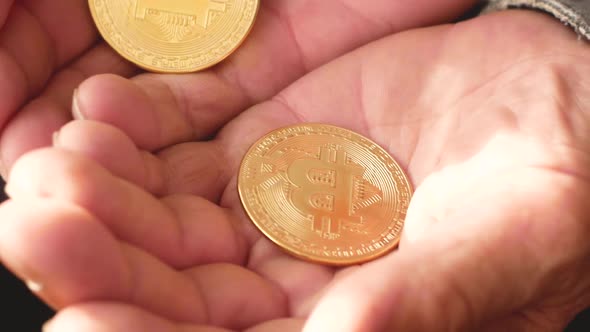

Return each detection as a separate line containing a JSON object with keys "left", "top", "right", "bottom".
{"left": 0, "top": 0, "right": 477, "bottom": 176}
{"left": 0, "top": 3, "right": 589, "bottom": 332}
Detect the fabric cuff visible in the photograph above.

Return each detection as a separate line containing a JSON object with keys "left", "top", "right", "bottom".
{"left": 483, "top": 0, "right": 590, "bottom": 40}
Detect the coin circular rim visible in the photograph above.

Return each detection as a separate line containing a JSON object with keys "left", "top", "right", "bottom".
{"left": 237, "top": 123, "right": 413, "bottom": 266}
{"left": 88, "top": 0, "right": 260, "bottom": 73}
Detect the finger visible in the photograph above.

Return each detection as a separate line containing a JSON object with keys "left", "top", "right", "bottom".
{"left": 51, "top": 115, "right": 276, "bottom": 204}
{"left": 0, "top": 0, "right": 97, "bottom": 125}
{"left": 184, "top": 264, "right": 287, "bottom": 328}
{"left": 54, "top": 120, "right": 165, "bottom": 195}
{"left": 0, "top": 43, "right": 136, "bottom": 179}
{"left": 52, "top": 119, "right": 227, "bottom": 201}
{"left": 48, "top": 122, "right": 335, "bottom": 319}
{"left": 0, "top": 199, "right": 130, "bottom": 309}
{"left": 151, "top": 100, "right": 303, "bottom": 203}
{"left": 43, "top": 305, "right": 304, "bottom": 332}
{"left": 480, "top": 313, "right": 567, "bottom": 332}
{"left": 140, "top": 78, "right": 379, "bottom": 202}
{"left": 44, "top": 303, "right": 232, "bottom": 332}
{"left": 304, "top": 170, "right": 590, "bottom": 331}
{"left": 73, "top": 0, "right": 476, "bottom": 151}
{"left": 6, "top": 148, "right": 246, "bottom": 268}
{"left": 73, "top": 72, "right": 246, "bottom": 150}
{"left": 247, "top": 239, "right": 336, "bottom": 318}
{"left": 12, "top": 0, "right": 98, "bottom": 66}
{"left": 245, "top": 319, "right": 306, "bottom": 332}
{"left": 0, "top": 199, "right": 286, "bottom": 328}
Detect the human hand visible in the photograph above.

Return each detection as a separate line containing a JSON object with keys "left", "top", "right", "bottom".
{"left": 2, "top": 9, "right": 590, "bottom": 331}
{"left": 0, "top": 0, "right": 474, "bottom": 179}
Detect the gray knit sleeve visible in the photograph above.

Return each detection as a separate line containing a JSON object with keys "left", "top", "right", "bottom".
{"left": 483, "top": 0, "right": 590, "bottom": 40}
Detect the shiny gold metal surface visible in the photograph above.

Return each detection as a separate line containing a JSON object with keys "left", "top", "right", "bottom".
{"left": 88, "top": 0, "right": 259, "bottom": 73}
{"left": 238, "top": 124, "right": 412, "bottom": 266}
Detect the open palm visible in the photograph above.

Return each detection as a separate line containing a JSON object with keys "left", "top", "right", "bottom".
{"left": 2, "top": 9, "right": 590, "bottom": 332}
{"left": 0, "top": 0, "right": 474, "bottom": 177}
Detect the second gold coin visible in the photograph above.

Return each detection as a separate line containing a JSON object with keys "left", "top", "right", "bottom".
{"left": 89, "top": 0, "right": 259, "bottom": 73}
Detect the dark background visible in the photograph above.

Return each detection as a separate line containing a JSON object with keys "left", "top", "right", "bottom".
{"left": 0, "top": 180, "right": 589, "bottom": 331}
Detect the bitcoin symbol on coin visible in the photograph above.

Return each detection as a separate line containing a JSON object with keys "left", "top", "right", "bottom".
{"left": 238, "top": 124, "right": 413, "bottom": 266}
{"left": 287, "top": 147, "right": 363, "bottom": 240}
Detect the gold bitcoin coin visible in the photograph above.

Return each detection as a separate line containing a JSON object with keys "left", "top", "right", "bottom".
{"left": 88, "top": 0, "right": 259, "bottom": 73}
{"left": 238, "top": 124, "right": 413, "bottom": 266}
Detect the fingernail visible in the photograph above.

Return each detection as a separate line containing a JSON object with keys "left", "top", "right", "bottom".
{"left": 72, "top": 88, "right": 86, "bottom": 120}
{"left": 26, "top": 279, "right": 44, "bottom": 292}
{"left": 52, "top": 131, "right": 61, "bottom": 147}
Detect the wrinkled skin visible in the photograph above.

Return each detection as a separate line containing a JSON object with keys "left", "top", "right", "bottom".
{"left": 0, "top": 0, "right": 474, "bottom": 176}
{"left": 1, "top": 4, "right": 590, "bottom": 332}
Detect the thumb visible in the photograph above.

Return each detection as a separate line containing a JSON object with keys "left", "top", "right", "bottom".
{"left": 303, "top": 232, "right": 535, "bottom": 331}
{"left": 303, "top": 171, "right": 590, "bottom": 331}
